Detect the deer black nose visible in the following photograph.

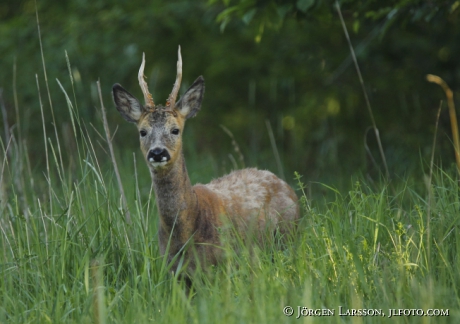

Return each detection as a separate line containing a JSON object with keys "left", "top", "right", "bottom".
{"left": 147, "top": 148, "right": 170, "bottom": 163}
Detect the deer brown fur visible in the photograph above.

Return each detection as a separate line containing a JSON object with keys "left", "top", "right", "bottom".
{"left": 112, "top": 47, "right": 299, "bottom": 273}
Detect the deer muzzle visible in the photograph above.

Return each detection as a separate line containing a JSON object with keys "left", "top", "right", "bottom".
{"left": 147, "top": 148, "right": 171, "bottom": 164}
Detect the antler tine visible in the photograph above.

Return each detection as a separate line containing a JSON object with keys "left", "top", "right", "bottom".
{"left": 166, "top": 45, "right": 182, "bottom": 108}
{"left": 138, "top": 52, "right": 155, "bottom": 108}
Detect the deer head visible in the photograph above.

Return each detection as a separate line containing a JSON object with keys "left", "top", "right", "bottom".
{"left": 112, "top": 47, "right": 205, "bottom": 172}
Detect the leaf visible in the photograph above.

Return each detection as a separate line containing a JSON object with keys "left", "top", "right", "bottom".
{"left": 277, "top": 5, "right": 293, "bottom": 19}
{"left": 216, "top": 6, "right": 239, "bottom": 23}
{"left": 296, "top": 0, "right": 315, "bottom": 13}
{"left": 242, "top": 8, "right": 256, "bottom": 25}
{"left": 220, "top": 16, "right": 230, "bottom": 33}
{"left": 216, "top": 6, "right": 239, "bottom": 32}
{"left": 353, "top": 20, "right": 360, "bottom": 33}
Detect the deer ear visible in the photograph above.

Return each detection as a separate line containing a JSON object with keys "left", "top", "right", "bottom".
{"left": 175, "top": 76, "right": 205, "bottom": 119}
{"left": 112, "top": 84, "right": 144, "bottom": 123}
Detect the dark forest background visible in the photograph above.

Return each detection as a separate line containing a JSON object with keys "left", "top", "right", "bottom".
{"left": 1, "top": 0, "right": 459, "bottom": 189}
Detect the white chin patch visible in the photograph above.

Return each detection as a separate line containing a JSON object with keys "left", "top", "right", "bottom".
{"left": 149, "top": 160, "right": 168, "bottom": 168}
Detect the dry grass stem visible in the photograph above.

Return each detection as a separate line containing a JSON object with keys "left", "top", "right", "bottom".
{"left": 0, "top": 89, "right": 10, "bottom": 144}
{"left": 426, "top": 74, "right": 460, "bottom": 173}
{"left": 220, "top": 125, "right": 245, "bottom": 169}
{"left": 426, "top": 101, "right": 442, "bottom": 271}
{"left": 35, "top": 0, "right": 65, "bottom": 178}
{"left": 335, "top": 1, "right": 390, "bottom": 180}
{"left": 96, "top": 80, "right": 131, "bottom": 224}
{"left": 91, "top": 258, "right": 106, "bottom": 324}
{"left": 36, "top": 74, "right": 51, "bottom": 216}
{"left": 265, "top": 119, "right": 285, "bottom": 180}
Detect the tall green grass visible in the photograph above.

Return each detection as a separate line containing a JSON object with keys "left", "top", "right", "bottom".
{"left": 1, "top": 70, "right": 459, "bottom": 323}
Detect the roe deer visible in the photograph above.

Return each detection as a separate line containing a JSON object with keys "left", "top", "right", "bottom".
{"left": 112, "top": 47, "right": 299, "bottom": 273}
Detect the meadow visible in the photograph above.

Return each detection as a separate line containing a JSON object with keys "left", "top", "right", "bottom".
{"left": 1, "top": 67, "right": 459, "bottom": 323}
{"left": 1, "top": 2, "right": 460, "bottom": 321}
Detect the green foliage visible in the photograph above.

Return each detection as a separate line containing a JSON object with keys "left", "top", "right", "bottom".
{"left": 1, "top": 0, "right": 460, "bottom": 190}
{"left": 211, "top": 0, "right": 460, "bottom": 35}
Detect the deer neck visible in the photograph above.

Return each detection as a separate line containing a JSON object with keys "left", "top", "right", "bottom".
{"left": 150, "top": 152, "right": 197, "bottom": 232}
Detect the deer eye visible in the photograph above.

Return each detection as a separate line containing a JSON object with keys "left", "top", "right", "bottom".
{"left": 140, "top": 130, "right": 147, "bottom": 137}
{"left": 171, "top": 128, "right": 180, "bottom": 135}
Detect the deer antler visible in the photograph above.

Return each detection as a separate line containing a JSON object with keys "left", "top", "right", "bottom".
{"left": 138, "top": 52, "right": 155, "bottom": 108}
{"left": 166, "top": 46, "right": 182, "bottom": 108}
